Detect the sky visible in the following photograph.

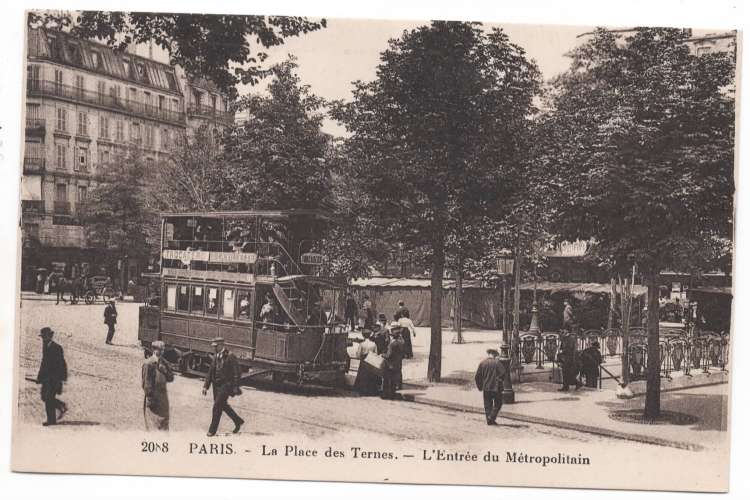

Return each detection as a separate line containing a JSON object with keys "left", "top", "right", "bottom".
{"left": 233, "top": 18, "right": 598, "bottom": 135}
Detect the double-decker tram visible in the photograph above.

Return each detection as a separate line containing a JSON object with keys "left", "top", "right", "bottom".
{"left": 138, "top": 210, "right": 349, "bottom": 385}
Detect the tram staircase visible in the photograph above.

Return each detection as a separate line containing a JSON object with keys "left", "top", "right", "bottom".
{"left": 273, "top": 281, "right": 308, "bottom": 326}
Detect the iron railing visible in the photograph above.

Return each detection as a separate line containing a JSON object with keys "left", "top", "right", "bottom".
{"left": 23, "top": 156, "right": 46, "bottom": 174}
{"left": 516, "top": 327, "right": 730, "bottom": 383}
{"left": 187, "top": 103, "right": 234, "bottom": 125}
{"left": 28, "top": 80, "right": 186, "bottom": 126}
{"left": 53, "top": 201, "right": 71, "bottom": 215}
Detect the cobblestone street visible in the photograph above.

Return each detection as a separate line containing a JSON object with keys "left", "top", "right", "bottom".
{"left": 13, "top": 296, "right": 713, "bottom": 454}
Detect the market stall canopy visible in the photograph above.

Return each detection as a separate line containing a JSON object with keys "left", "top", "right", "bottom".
{"left": 688, "top": 286, "right": 733, "bottom": 296}
{"left": 349, "top": 277, "right": 485, "bottom": 289}
{"left": 519, "top": 281, "right": 647, "bottom": 297}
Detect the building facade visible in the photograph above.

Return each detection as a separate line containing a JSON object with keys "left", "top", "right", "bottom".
{"left": 21, "top": 27, "right": 233, "bottom": 290}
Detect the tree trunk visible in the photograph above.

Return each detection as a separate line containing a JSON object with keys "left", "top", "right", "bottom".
{"left": 455, "top": 256, "right": 464, "bottom": 344}
{"left": 644, "top": 273, "right": 661, "bottom": 419}
{"left": 427, "top": 240, "right": 445, "bottom": 382}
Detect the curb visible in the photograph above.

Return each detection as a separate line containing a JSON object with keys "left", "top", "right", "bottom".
{"left": 408, "top": 394, "right": 708, "bottom": 451}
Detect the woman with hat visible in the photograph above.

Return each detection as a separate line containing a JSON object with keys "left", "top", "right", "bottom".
{"left": 142, "top": 341, "right": 174, "bottom": 431}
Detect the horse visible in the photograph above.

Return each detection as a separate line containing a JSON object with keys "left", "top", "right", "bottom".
{"left": 55, "top": 277, "right": 83, "bottom": 304}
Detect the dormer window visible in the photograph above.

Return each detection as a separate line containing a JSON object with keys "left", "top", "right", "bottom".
{"left": 91, "top": 51, "right": 102, "bottom": 70}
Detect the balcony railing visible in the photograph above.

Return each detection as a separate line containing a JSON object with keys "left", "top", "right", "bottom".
{"left": 23, "top": 156, "right": 46, "bottom": 174}
{"left": 28, "top": 80, "right": 186, "bottom": 126}
{"left": 25, "top": 118, "right": 46, "bottom": 134}
{"left": 187, "top": 103, "right": 234, "bottom": 125}
{"left": 21, "top": 200, "right": 45, "bottom": 213}
{"left": 53, "top": 201, "right": 71, "bottom": 215}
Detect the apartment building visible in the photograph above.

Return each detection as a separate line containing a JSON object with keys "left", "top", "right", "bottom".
{"left": 21, "top": 27, "right": 233, "bottom": 289}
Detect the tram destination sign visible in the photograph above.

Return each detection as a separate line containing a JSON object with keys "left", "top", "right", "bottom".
{"left": 162, "top": 249, "right": 258, "bottom": 265}
{"left": 301, "top": 252, "right": 325, "bottom": 265}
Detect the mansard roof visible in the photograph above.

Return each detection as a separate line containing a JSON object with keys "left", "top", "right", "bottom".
{"left": 27, "top": 27, "right": 183, "bottom": 95}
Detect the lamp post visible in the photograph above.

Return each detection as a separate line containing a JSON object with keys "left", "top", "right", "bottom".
{"left": 497, "top": 251, "right": 515, "bottom": 404}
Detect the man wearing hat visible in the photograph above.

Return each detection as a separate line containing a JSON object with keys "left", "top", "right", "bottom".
{"left": 36, "top": 327, "right": 68, "bottom": 426}
{"left": 381, "top": 323, "right": 405, "bottom": 400}
{"left": 104, "top": 298, "right": 118, "bottom": 345}
{"left": 579, "top": 341, "right": 603, "bottom": 388}
{"left": 474, "top": 349, "right": 506, "bottom": 425}
{"left": 142, "top": 341, "right": 174, "bottom": 431}
{"left": 202, "top": 337, "right": 244, "bottom": 436}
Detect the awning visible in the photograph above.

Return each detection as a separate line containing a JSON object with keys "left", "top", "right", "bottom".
{"left": 518, "top": 281, "right": 647, "bottom": 297}
{"left": 349, "top": 277, "right": 485, "bottom": 289}
{"left": 688, "top": 286, "right": 733, "bottom": 296}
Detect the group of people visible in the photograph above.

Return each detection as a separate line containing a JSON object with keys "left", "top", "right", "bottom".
{"left": 34, "top": 323, "right": 245, "bottom": 436}
{"left": 351, "top": 320, "right": 410, "bottom": 400}
{"left": 142, "top": 336, "right": 244, "bottom": 435}
{"left": 556, "top": 336, "right": 603, "bottom": 391}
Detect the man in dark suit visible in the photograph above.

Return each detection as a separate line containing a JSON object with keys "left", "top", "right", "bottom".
{"left": 104, "top": 299, "right": 118, "bottom": 345}
{"left": 579, "top": 341, "right": 603, "bottom": 388}
{"left": 202, "top": 337, "right": 245, "bottom": 437}
{"left": 474, "top": 349, "right": 506, "bottom": 425}
{"left": 36, "top": 327, "right": 68, "bottom": 426}
{"left": 381, "top": 324, "right": 405, "bottom": 400}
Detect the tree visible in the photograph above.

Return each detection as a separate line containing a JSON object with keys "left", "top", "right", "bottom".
{"left": 27, "top": 11, "right": 326, "bottom": 98}
{"left": 80, "top": 147, "right": 159, "bottom": 288}
{"left": 331, "top": 22, "right": 540, "bottom": 381}
{"left": 218, "top": 59, "right": 333, "bottom": 212}
{"left": 539, "top": 28, "right": 735, "bottom": 418}
{"left": 144, "top": 125, "right": 225, "bottom": 212}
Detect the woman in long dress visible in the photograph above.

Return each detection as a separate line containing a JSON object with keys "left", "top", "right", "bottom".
{"left": 142, "top": 341, "right": 174, "bottom": 431}
{"left": 353, "top": 330, "right": 380, "bottom": 396}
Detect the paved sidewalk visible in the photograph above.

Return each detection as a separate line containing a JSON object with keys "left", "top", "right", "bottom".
{"left": 398, "top": 327, "right": 730, "bottom": 451}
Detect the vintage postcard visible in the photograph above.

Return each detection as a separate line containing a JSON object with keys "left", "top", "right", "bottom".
{"left": 11, "top": 8, "right": 738, "bottom": 492}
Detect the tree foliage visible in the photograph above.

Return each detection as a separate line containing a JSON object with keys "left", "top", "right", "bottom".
{"left": 145, "top": 125, "right": 224, "bottom": 212}
{"left": 538, "top": 27, "right": 735, "bottom": 417}
{"left": 332, "top": 21, "right": 540, "bottom": 380}
{"left": 27, "top": 11, "right": 326, "bottom": 98}
{"left": 217, "top": 59, "right": 333, "bottom": 211}
{"left": 80, "top": 147, "right": 159, "bottom": 273}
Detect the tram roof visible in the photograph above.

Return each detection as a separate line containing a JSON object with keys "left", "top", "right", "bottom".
{"left": 160, "top": 209, "right": 332, "bottom": 221}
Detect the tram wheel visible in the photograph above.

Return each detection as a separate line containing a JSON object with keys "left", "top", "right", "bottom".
{"left": 84, "top": 291, "right": 95, "bottom": 305}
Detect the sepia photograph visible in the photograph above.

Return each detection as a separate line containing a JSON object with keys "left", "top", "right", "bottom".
{"left": 7, "top": 2, "right": 740, "bottom": 494}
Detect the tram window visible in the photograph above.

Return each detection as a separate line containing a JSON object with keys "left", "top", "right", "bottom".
{"left": 190, "top": 285, "right": 204, "bottom": 315}
{"left": 237, "top": 291, "right": 252, "bottom": 320}
{"left": 177, "top": 285, "right": 190, "bottom": 312}
{"left": 165, "top": 285, "right": 177, "bottom": 311}
{"left": 221, "top": 289, "right": 235, "bottom": 319}
{"left": 206, "top": 287, "right": 219, "bottom": 316}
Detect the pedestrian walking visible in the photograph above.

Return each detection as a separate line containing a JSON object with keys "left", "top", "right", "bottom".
{"left": 55, "top": 276, "right": 67, "bottom": 305}
{"left": 142, "top": 341, "right": 174, "bottom": 431}
{"left": 36, "top": 327, "right": 68, "bottom": 426}
{"left": 381, "top": 323, "right": 405, "bottom": 400}
{"left": 202, "top": 337, "right": 245, "bottom": 437}
{"left": 474, "top": 349, "right": 506, "bottom": 426}
{"left": 557, "top": 334, "right": 582, "bottom": 391}
{"left": 36, "top": 272, "right": 44, "bottom": 294}
{"left": 579, "top": 341, "right": 602, "bottom": 388}
{"left": 397, "top": 316, "right": 416, "bottom": 359}
{"left": 394, "top": 300, "right": 410, "bottom": 320}
{"left": 104, "top": 299, "right": 118, "bottom": 345}
{"left": 344, "top": 291, "right": 358, "bottom": 331}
